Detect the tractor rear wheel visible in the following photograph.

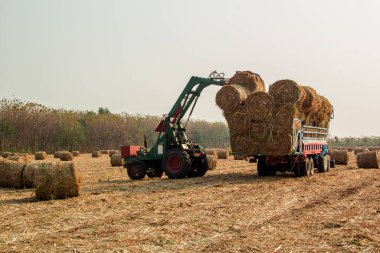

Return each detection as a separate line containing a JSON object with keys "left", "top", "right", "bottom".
{"left": 188, "top": 158, "right": 208, "bottom": 177}
{"left": 162, "top": 149, "right": 191, "bottom": 179}
{"left": 127, "top": 161, "right": 147, "bottom": 180}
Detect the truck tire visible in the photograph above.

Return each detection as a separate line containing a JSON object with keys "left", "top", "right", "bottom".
{"left": 309, "top": 158, "right": 314, "bottom": 176}
{"left": 147, "top": 168, "right": 164, "bottom": 178}
{"left": 162, "top": 149, "right": 191, "bottom": 179}
{"left": 188, "top": 158, "right": 208, "bottom": 177}
{"left": 298, "top": 157, "right": 309, "bottom": 177}
{"left": 127, "top": 161, "right": 147, "bottom": 180}
{"left": 317, "top": 155, "right": 329, "bottom": 173}
{"left": 257, "top": 157, "right": 275, "bottom": 176}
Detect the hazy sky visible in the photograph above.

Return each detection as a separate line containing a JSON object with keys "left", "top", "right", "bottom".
{"left": 1, "top": 0, "right": 380, "bottom": 137}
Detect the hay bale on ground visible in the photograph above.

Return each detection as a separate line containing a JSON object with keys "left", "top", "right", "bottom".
{"left": 33, "top": 162, "right": 80, "bottom": 200}
{"left": 92, "top": 151, "right": 101, "bottom": 158}
{"left": 22, "top": 163, "right": 37, "bottom": 188}
{"left": 217, "top": 149, "right": 230, "bottom": 159}
{"left": 269, "top": 80, "right": 301, "bottom": 106}
{"left": 2, "top": 152, "right": 11, "bottom": 158}
{"left": 100, "top": 150, "right": 109, "bottom": 154}
{"left": 245, "top": 91, "right": 274, "bottom": 121}
{"left": 347, "top": 147, "right": 354, "bottom": 152}
{"left": 108, "top": 150, "right": 119, "bottom": 158}
{"left": 7, "top": 155, "right": 29, "bottom": 163}
{"left": 357, "top": 151, "right": 380, "bottom": 169}
{"left": 354, "top": 148, "right": 368, "bottom": 155}
{"left": 206, "top": 155, "right": 217, "bottom": 170}
{"left": 215, "top": 84, "right": 251, "bottom": 113}
{"left": 205, "top": 148, "right": 218, "bottom": 160}
{"left": 229, "top": 71, "right": 265, "bottom": 92}
{"left": 0, "top": 158, "right": 25, "bottom": 188}
{"left": 60, "top": 151, "right": 73, "bottom": 161}
{"left": 72, "top": 151, "right": 80, "bottom": 156}
{"left": 35, "top": 151, "right": 47, "bottom": 160}
{"left": 234, "top": 155, "right": 245, "bottom": 160}
{"left": 53, "top": 151, "right": 61, "bottom": 158}
{"left": 329, "top": 150, "right": 349, "bottom": 165}
{"left": 110, "top": 154, "right": 123, "bottom": 167}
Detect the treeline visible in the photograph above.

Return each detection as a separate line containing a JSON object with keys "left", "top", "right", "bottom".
{"left": 0, "top": 98, "right": 230, "bottom": 153}
{"left": 329, "top": 136, "right": 380, "bottom": 147}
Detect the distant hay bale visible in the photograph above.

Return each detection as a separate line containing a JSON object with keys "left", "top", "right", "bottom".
{"left": 60, "top": 151, "right": 73, "bottom": 161}
{"left": 110, "top": 154, "right": 123, "bottom": 167}
{"left": 234, "top": 155, "right": 245, "bottom": 160}
{"left": 7, "top": 155, "right": 30, "bottom": 163}
{"left": 357, "top": 151, "right": 379, "bottom": 169}
{"left": 35, "top": 151, "right": 47, "bottom": 160}
{"left": 246, "top": 91, "right": 274, "bottom": 121}
{"left": 206, "top": 155, "right": 217, "bottom": 170}
{"left": 34, "top": 162, "right": 80, "bottom": 201}
{"left": 229, "top": 71, "right": 265, "bottom": 92}
{"left": 72, "top": 151, "right": 80, "bottom": 156}
{"left": 205, "top": 148, "right": 218, "bottom": 160}
{"left": 347, "top": 147, "right": 354, "bottom": 152}
{"left": 215, "top": 84, "right": 251, "bottom": 113}
{"left": 269, "top": 80, "right": 301, "bottom": 106}
{"left": 54, "top": 151, "right": 61, "bottom": 158}
{"left": 108, "top": 150, "right": 119, "bottom": 158}
{"left": 0, "top": 158, "right": 25, "bottom": 188}
{"left": 100, "top": 150, "right": 109, "bottom": 154}
{"left": 329, "top": 150, "right": 349, "bottom": 165}
{"left": 2, "top": 152, "right": 11, "bottom": 158}
{"left": 217, "top": 149, "right": 230, "bottom": 159}
{"left": 354, "top": 147, "right": 368, "bottom": 155}
{"left": 92, "top": 151, "right": 101, "bottom": 158}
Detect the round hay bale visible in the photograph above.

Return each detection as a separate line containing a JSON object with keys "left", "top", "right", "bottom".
{"left": 230, "top": 134, "right": 256, "bottom": 156}
{"left": 269, "top": 80, "right": 301, "bottom": 106}
{"left": 234, "top": 155, "right": 245, "bottom": 160}
{"left": 0, "top": 157, "right": 25, "bottom": 188}
{"left": 354, "top": 147, "right": 367, "bottom": 155}
{"left": 262, "top": 132, "right": 292, "bottom": 156}
{"left": 108, "top": 150, "right": 119, "bottom": 158}
{"left": 368, "top": 147, "right": 377, "bottom": 152}
{"left": 329, "top": 150, "right": 349, "bottom": 165}
{"left": 224, "top": 106, "right": 250, "bottom": 134}
{"left": 347, "top": 147, "right": 354, "bottom": 152}
{"left": 22, "top": 163, "right": 37, "bottom": 188}
{"left": 33, "top": 161, "right": 80, "bottom": 200}
{"left": 100, "top": 150, "right": 109, "bottom": 154}
{"left": 229, "top": 71, "right": 265, "bottom": 92}
{"left": 205, "top": 148, "right": 218, "bottom": 160}
{"left": 250, "top": 120, "right": 270, "bottom": 141}
{"left": 357, "top": 151, "right": 379, "bottom": 169}
{"left": 110, "top": 154, "right": 123, "bottom": 167}
{"left": 7, "top": 155, "right": 30, "bottom": 163}
{"left": 270, "top": 105, "right": 295, "bottom": 133}
{"left": 314, "top": 96, "right": 332, "bottom": 127}
{"left": 206, "top": 155, "right": 217, "bottom": 170}
{"left": 35, "top": 151, "right": 47, "bottom": 160}
{"left": 60, "top": 151, "right": 73, "bottom": 161}
{"left": 216, "top": 84, "right": 251, "bottom": 113}
{"left": 1, "top": 152, "right": 11, "bottom": 158}
{"left": 72, "top": 151, "right": 80, "bottom": 156}
{"left": 297, "top": 86, "right": 321, "bottom": 114}
{"left": 53, "top": 151, "right": 61, "bottom": 158}
{"left": 246, "top": 91, "right": 274, "bottom": 121}
{"left": 92, "top": 151, "right": 101, "bottom": 158}
{"left": 217, "top": 149, "right": 230, "bottom": 159}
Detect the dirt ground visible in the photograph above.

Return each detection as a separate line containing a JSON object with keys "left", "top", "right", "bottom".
{"left": 0, "top": 153, "right": 379, "bottom": 253}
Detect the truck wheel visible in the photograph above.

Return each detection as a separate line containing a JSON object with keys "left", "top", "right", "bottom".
{"left": 257, "top": 157, "right": 275, "bottom": 176}
{"left": 309, "top": 158, "right": 314, "bottom": 176}
{"left": 299, "top": 157, "right": 309, "bottom": 177}
{"left": 188, "top": 158, "right": 208, "bottom": 177}
{"left": 162, "top": 149, "right": 191, "bottom": 179}
{"left": 147, "top": 168, "right": 164, "bottom": 178}
{"left": 127, "top": 161, "right": 147, "bottom": 180}
{"left": 317, "top": 156, "right": 328, "bottom": 173}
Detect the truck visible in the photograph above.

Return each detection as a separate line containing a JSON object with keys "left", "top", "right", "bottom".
{"left": 255, "top": 119, "right": 334, "bottom": 177}
{"left": 121, "top": 71, "right": 228, "bottom": 180}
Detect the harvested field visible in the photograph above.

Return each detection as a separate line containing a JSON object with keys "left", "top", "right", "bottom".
{"left": 0, "top": 154, "right": 379, "bottom": 252}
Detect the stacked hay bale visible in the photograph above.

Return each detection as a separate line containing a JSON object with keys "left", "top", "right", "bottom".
{"left": 110, "top": 154, "right": 123, "bottom": 167}
{"left": 7, "top": 155, "right": 30, "bottom": 163}
{"left": 60, "top": 151, "right": 73, "bottom": 161}
{"left": 206, "top": 155, "right": 217, "bottom": 170}
{"left": 92, "top": 151, "right": 101, "bottom": 158}
{"left": 0, "top": 158, "right": 26, "bottom": 188}
{"left": 329, "top": 150, "right": 349, "bottom": 165}
{"left": 216, "top": 72, "right": 333, "bottom": 157}
{"left": 357, "top": 151, "right": 379, "bottom": 169}
{"left": 33, "top": 162, "right": 80, "bottom": 200}
{"left": 35, "top": 151, "right": 47, "bottom": 160}
{"left": 205, "top": 148, "right": 218, "bottom": 160}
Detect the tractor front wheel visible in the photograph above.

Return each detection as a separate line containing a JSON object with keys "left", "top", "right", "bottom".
{"left": 127, "top": 161, "right": 147, "bottom": 180}
{"left": 162, "top": 149, "right": 191, "bottom": 179}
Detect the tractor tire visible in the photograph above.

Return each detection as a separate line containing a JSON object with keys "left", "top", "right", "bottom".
{"left": 188, "top": 158, "right": 208, "bottom": 178}
{"left": 318, "top": 155, "right": 329, "bottom": 173}
{"left": 127, "top": 161, "right": 147, "bottom": 180}
{"left": 147, "top": 168, "right": 164, "bottom": 178}
{"left": 162, "top": 149, "right": 191, "bottom": 179}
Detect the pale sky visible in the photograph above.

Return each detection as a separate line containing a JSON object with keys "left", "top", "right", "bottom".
{"left": 1, "top": 0, "right": 380, "bottom": 137}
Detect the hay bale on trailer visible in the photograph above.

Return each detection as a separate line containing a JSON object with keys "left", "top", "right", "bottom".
{"left": 33, "top": 161, "right": 80, "bottom": 200}
{"left": 7, "top": 155, "right": 29, "bottom": 163}
{"left": 245, "top": 91, "right": 274, "bottom": 121}
{"left": 357, "top": 151, "right": 379, "bottom": 169}
{"left": 206, "top": 155, "right": 217, "bottom": 170}
{"left": 217, "top": 149, "right": 230, "bottom": 159}
{"left": 269, "top": 80, "right": 301, "bottom": 106}
{"left": 110, "top": 154, "right": 122, "bottom": 167}
{"left": 216, "top": 84, "right": 251, "bottom": 113}
{"left": 72, "top": 151, "right": 80, "bottom": 156}
{"left": 92, "top": 151, "right": 101, "bottom": 158}
{"left": 0, "top": 158, "right": 25, "bottom": 188}
{"left": 60, "top": 151, "right": 73, "bottom": 161}
{"left": 229, "top": 71, "right": 265, "bottom": 92}
{"left": 329, "top": 150, "right": 349, "bottom": 165}
{"left": 100, "top": 150, "right": 109, "bottom": 154}
{"left": 35, "top": 151, "right": 47, "bottom": 160}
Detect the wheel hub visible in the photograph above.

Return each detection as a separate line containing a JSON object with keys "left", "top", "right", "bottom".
{"left": 167, "top": 155, "right": 182, "bottom": 172}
